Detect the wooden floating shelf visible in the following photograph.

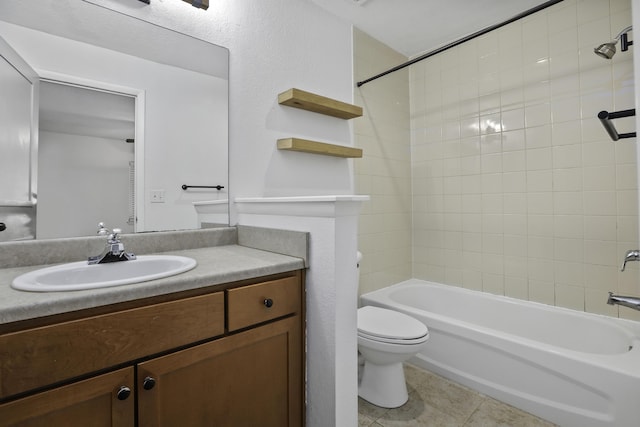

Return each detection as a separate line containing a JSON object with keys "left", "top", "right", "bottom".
{"left": 278, "top": 88, "right": 363, "bottom": 120}
{"left": 277, "top": 138, "right": 363, "bottom": 158}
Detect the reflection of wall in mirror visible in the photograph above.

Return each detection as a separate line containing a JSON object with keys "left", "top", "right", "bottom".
{"left": 38, "top": 131, "right": 135, "bottom": 239}
{"left": 0, "top": 52, "right": 32, "bottom": 204}
{"left": 0, "top": 20, "right": 228, "bottom": 234}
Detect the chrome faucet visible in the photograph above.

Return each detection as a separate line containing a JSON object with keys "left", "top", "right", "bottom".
{"left": 620, "top": 249, "right": 640, "bottom": 271}
{"left": 607, "top": 292, "right": 640, "bottom": 311}
{"left": 88, "top": 223, "right": 136, "bottom": 264}
{"left": 96, "top": 222, "right": 110, "bottom": 236}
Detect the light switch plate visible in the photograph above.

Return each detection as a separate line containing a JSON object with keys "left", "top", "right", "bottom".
{"left": 150, "top": 190, "right": 165, "bottom": 203}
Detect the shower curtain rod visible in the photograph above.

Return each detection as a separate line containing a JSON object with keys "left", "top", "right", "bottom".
{"left": 356, "top": 0, "right": 564, "bottom": 87}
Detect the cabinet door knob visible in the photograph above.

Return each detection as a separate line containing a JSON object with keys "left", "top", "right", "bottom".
{"left": 264, "top": 298, "right": 274, "bottom": 308}
{"left": 0, "top": 223, "right": 6, "bottom": 232}
{"left": 143, "top": 376, "right": 156, "bottom": 390}
{"left": 116, "top": 386, "right": 131, "bottom": 400}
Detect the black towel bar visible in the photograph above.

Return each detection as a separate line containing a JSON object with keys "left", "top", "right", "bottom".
{"left": 181, "top": 185, "right": 225, "bottom": 191}
{"left": 598, "top": 109, "right": 636, "bottom": 141}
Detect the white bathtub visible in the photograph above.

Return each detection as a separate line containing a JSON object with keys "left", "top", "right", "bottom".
{"left": 360, "top": 279, "right": 640, "bottom": 427}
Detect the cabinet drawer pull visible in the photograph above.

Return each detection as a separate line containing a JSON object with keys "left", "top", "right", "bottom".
{"left": 143, "top": 376, "right": 156, "bottom": 390}
{"left": 116, "top": 385, "right": 131, "bottom": 400}
{"left": 264, "top": 298, "right": 274, "bottom": 308}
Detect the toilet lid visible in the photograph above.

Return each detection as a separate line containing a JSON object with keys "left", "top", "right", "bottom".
{"left": 357, "top": 306, "right": 428, "bottom": 341}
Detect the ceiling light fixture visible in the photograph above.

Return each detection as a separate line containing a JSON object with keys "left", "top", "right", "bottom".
{"left": 136, "top": 0, "right": 209, "bottom": 10}
{"left": 346, "top": 0, "right": 371, "bottom": 6}
{"left": 183, "top": 0, "right": 209, "bottom": 10}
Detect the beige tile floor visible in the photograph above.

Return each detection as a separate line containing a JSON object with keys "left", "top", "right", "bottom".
{"left": 358, "top": 364, "right": 558, "bottom": 427}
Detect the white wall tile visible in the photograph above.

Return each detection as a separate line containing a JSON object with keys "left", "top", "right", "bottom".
{"left": 554, "top": 261, "right": 585, "bottom": 287}
{"left": 554, "top": 191, "right": 584, "bottom": 215}
{"left": 503, "top": 214, "right": 528, "bottom": 236}
{"left": 554, "top": 215, "right": 584, "bottom": 239}
{"left": 502, "top": 150, "right": 527, "bottom": 171}
{"left": 503, "top": 171, "right": 527, "bottom": 193}
{"left": 555, "top": 284, "right": 585, "bottom": 310}
{"left": 505, "top": 276, "right": 529, "bottom": 299}
{"left": 527, "top": 147, "right": 553, "bottom": 170}
{"left": 527, "top": 169, "right": 553, "bottom": 192}
{"left": 529, "top": 280, "right": 555, "bottom": 304}
{"left": 502, "top": 130, "right": 526, "bottom": 152}
{"left": 583, "top": 165, "right": 616, "bottom": 190}
{"left": 359, "top": 0, "right": 637, "bottom": 320}
{"left": 548, "top": 3, "right": 577, "bottom": 34}
{"left": 525, "top": 125, "right": 552, "bottom": 149}
{"left": 501, "top": 107, "right": 525, "bottom": 131}
{"left": 553, "top": 144, "right": 582, "bottom": 168}
{"left": 504, "top": 193, "right": 528, "bottom": 214}
{"left": 584, "top": 215, "right": 617, "bottom": 241}
{"left": 552, "top": 120, "right": 582, "bottom": 145}
{"left": 554, "top": 168, "right": 583, "bottom": 191}
{"left": 525, "top": 103, "right": 551, "bottom": 127}
{"left": 555, "top": 238, "right": 585, "bottom": 262}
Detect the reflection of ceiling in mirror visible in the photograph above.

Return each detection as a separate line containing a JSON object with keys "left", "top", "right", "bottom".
{"left": 40, "top": 81, "right": 135, "bottom": 140}
{"left": 0, "top": 0, "right": 228, "bottom": 80}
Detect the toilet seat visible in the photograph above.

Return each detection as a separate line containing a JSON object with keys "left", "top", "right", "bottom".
{"left": 358, "top": 306, "right": 428, "bottom": 344}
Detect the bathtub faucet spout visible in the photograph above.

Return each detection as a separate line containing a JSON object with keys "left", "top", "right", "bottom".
{"left": 620, "top": 249, "right": 640, "bottom": 272}
{"left": 607, "top": 292, "right": 640, "bottom": 311}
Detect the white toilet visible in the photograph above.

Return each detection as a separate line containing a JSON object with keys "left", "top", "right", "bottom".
{"left": 357, "top": 253, "right": 429, "bottom": 408}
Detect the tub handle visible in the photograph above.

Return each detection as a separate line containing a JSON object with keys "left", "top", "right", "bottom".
{"left": 621, "top": 249, "right": 640, "bottom": 272}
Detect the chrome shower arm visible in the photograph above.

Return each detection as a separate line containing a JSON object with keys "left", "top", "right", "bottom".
{"left": 615, "top": 25, "right": 633, "bottom": 40}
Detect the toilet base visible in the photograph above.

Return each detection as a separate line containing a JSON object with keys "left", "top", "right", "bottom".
{"left": 358, "top": 360, "right": 408, "bottom": 408}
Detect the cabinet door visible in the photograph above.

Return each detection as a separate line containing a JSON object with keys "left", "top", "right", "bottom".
{"left": 0, "top": 367, "right": 134, "bottom": 427}
{"left": 138, "top": 315, "right": 302, "bottom": 427}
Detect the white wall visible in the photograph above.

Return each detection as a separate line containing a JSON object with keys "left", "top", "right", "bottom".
{"left": 79, "top": 1, "right": 360, "bottom": 426}
{"left": 83, "top": 0, "right": 357, "bottom": 211}
{"left": 236, "top": 196, "right": 365, "bottom": 427}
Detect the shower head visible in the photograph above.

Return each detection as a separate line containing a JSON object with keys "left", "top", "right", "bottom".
{"left": 594, "top": 41, "right": 617, "bottom": 59}
{"left": 594, "top": 25, "right": 633, "bottom": 59}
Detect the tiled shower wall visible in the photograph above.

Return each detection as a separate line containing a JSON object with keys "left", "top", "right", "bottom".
{"left": 410, "top": 0, "right": 639, "bottom": 319}
{"left": 354, "top": 29, "right": 412, "bottom": 297}
{"left": 355, "top": 0, "right": 640, "bottom": 320}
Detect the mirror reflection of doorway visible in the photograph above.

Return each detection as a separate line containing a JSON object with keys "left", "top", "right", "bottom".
{"left": 0, "top": 35, "right": 38, "bottom": 242}
{"left": 37, "top": 81, "right": 135, "bottom": 239}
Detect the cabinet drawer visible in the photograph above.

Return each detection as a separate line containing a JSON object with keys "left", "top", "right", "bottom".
{"left": 0, "top": 292, "right": 224, "bottom": 399}
{"left": 227, "top": 276, "right": 300, "bottom": 331}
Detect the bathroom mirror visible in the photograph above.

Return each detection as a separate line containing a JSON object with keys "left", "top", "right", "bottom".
{"left": 0, "top": 0, "right": 229, "bottom": 241}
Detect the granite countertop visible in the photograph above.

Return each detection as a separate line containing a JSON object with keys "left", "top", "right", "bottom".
{"left": 0, "top": 244, "right": 305, "bottom": 325}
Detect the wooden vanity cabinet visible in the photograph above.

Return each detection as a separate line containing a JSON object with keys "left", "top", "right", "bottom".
{"left": 0, "top": 367, "right": 135, "bottom": 427}
{"left": 138, "top": 316, "right": 301, "bottom": 426}
{"left": 0, "top": 271, "right": 305, "bottom": 427}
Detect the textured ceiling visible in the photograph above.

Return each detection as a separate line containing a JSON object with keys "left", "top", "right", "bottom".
{"left": 312, "top": 0, "right": 553, "bottom": 58}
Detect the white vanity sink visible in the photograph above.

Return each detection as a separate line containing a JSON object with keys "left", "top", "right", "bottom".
{"left": 11, "top": 255, "right": 197, "bottom": 292}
